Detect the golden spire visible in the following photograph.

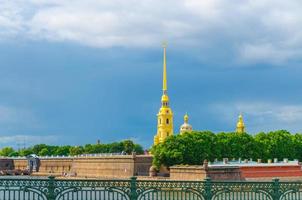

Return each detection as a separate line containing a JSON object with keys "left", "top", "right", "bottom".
{"left": 154, "top": 43, "right": 174, "bottom": 145}
{"left": 236, "top": 113, "right": 245, "bottom": 133}
{"left": 162, "top": 42, "right": 167, "bottom": 94}
{"left": 184, "top": 113, "right": 189, "bottom": 123}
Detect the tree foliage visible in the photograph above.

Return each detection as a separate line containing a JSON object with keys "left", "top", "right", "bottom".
{"left": 152, "top": 130, "right": 302, "bottom": 169}
{"left": 0, "top": 140, "right": 144, "bottom": 157}
{"left": 0, "top": 147, "right": 14, "bottom": 156}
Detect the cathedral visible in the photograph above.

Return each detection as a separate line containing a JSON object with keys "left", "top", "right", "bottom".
{"left": 153, "top": 45, "right": 245, "bottom": 145}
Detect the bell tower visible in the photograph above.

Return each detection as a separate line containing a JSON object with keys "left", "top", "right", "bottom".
{"left": 154, "top": 43, "right": 174, "bottom": 145}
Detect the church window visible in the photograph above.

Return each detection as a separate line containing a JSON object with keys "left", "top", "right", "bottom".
{"left": 166, "top": 119, "right": 169, "bottom": 124}
{"left": 159, "top": 119, "right": 161, "bottom": 124}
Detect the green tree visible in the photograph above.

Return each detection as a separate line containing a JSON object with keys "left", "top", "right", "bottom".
{"left": 293, "top": 133, "right": 302, "bottom": 161}
{"left": 216, "top": 132, "right": 258, "bottom": 160}
{"left": 265, "top": 130, "right": 295, "bottom": 160}
{"left": 39, "top": 148, "right": 49, "bottom": 156}
{"left": 151, "top": 131, "right": 217, "bottom": 169}
{"left": 69, "top": 146, "right": 84, "bottom": 156}
{"left": 19, "top": 148, "right": 34, "bottom": 156}
{"left": 122, "top": 140, "right": 135, "bottom": 154}
{"left": 254, "top": 132, "right": 270, "bottom": 161}
{"left": 109, "top": 142, "right": 124, "bottom": 153}
{"left": 134, "top": 144, "right": 144, "bottom": 154}
{"left": 32, "top": 144, "right": 48, "bottom": 155}
{"left": 0, "top": 147, "right": 14, "bottom": 156}
{"left": 8, "top": 151, "right": 19, "bottom": 157}
{"left": 55, "top": 146, "right": 70, "bottom": 156}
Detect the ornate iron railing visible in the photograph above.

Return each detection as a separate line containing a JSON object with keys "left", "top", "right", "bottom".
{"left": 1, "top": 176, "right": 302, "bottom": 200}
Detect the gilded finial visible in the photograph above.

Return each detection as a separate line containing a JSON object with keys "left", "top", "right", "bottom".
{"left": 236, "top": 113, "right": 245, "bottom": 133}
{"left": 184, "top": 113, "right": 189, "bottom": 123}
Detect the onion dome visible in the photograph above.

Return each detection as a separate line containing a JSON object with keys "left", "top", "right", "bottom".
{"left": 180, "top": 113, "right": 193, "bottom": 134}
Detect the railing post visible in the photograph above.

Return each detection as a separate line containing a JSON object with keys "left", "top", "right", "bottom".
{"left": 272, "top": 178, "right": 280, "bottom": 200}
{"left": 130, "top": 176, "right": 138, "bottom": 200}
{"left": 204, "top": 177, "right": 212, "bottom": 200}
{"left": 47, "top": 176, "right": 56, "bottom": 200}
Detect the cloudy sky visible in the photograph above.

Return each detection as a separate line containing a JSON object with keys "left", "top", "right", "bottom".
{"left": 1, "top": 0, "right": 302, "bottom": 148}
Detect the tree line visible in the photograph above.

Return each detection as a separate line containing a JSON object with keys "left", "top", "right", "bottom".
{"left": 151, "top": 130, "right": 302, "bottom": 169}
{"left": 0, "top": 140, "right": 144, "bottom": 157}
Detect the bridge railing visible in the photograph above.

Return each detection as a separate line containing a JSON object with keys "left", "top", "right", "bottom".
{"left": 1, "top": 176, "right": 302, "bottom": 200}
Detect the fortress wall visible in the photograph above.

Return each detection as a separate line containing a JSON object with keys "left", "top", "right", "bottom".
{"left": 170, "top": 166, "right": 207, "bottom": 180}
{"left": 72, "top": 156, "right": 135, "bottom": 178}
{"left": 13, "top": 158, "right": 73, "bottom": 175}
{"left": 12, "top": 155, "right": 153, "bottom": 178}
{"left": 134, "top": 155, "right": 153, "bottom": 176}
{"left": 13, "top": 159, "right": 27, "bottom": 170}
{"left": 39, "top": 159, "right": 73, "bottom": 174}
{"left": 240, "top": 165, "right": 302, "bottom": 178}
{"left": 0, "top": 159, "right": 14, "bottom": 170}
{"left": 170, "top": 165, "right": 242, "bottom": 180}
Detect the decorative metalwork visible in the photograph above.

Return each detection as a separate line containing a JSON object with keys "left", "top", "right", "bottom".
{"left": 1, "top": 176, "right": 302, "bottom": 200}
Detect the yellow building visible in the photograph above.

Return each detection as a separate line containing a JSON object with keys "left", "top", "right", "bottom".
{"left": 153, "top": 44, "right": 174, "bottom": 145}
{"left": 180, "top": 113, "right": 193, "bottom": 134}
{"left": 236, "top": 114, "right": 245, "bottom": 133}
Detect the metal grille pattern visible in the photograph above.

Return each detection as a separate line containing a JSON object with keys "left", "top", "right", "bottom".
{"left": 1, "top": 177, "right": 302, "bottom": 200}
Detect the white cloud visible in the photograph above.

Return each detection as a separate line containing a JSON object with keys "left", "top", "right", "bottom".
{"left": 0, "top": 105, "right": 41, "bottom": 130}
{"left": 212, "top": 101, "right": 302, "bottom": 133}
{"left": 239, "top": 43, "right": 302, "bottom": 64}
{"left": 0, "top": 135, "right": 57, "bottom": 147}
{"left": 1, "top": 0, "right": 302, "bottom": 64}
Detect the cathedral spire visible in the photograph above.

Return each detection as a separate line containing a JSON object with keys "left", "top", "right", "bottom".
{"left": 154, "top": 43, "right": 174, "bottom": 145}
{"left": 162, "top": 42, "right": 167, "bottom": 94}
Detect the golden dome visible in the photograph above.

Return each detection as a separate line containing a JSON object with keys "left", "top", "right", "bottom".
{"left": 236, "top": 114, "right": 245, "bottom": 133}
{"left": 161, "top": 94, "right": 169, "bottom": 102}
{"left": 180, "top": 113, "right": 192, "bottom": 134}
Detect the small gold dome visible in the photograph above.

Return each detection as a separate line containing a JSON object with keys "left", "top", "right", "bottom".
{"left": 236, "top": 114, "right": 245, "bottom": 133}
{"left": 180, "top": 113, "right": 192, "bottom": 134}
{"left": 161, "top": 94, "right": 169, "bottom": 102}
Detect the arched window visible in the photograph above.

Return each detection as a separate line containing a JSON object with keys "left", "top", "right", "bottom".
{"left": 159, "top": 119, "right": 161, "bottom": 124}
{"left": 166, "top": 118, "right": 169, "bottom": 124}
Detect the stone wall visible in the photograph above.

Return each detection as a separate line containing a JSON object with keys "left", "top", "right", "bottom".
{"left": 170, "top": 162, "right": 302, "bottom": 180}
{"left": 207, "top": 166, "right": 242, "bottom": 180}
{"left": 170, "top": 165, "right": 206, "bottom": 180}
{"left": 170, "top": 165, "right": 242, "bottom": 180}
{"left": 12, "top": 155, "right": 152, "bottom": 178}
{"left": 241, "top": 165, "right": 302, "bottom": 178}
{"left": 11, "top": 159, "right": 27, "bottom": 170}
{"left": 0, "top": 159, "right": 14, "bottom": 170}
